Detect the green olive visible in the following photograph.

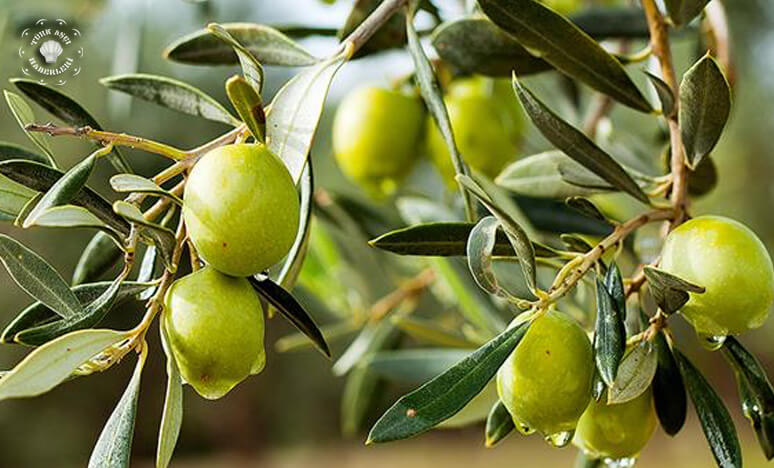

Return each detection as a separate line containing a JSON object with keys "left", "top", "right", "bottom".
{"left": 574, "top": 388, "right": 657, "bottom": 459}
{"left": 163, "top": 267, "right": 265, "bottom": 400}
{"left": 427, "top": 77, "right": 525, "bottom": 187}
{"left": 497, "top": 310, "right": 593, "bottom": 441}
{"left": 660, "top": 216, "right": 774, "bottom": 337}
{"left": 332, "top": 86, "right": 425, "bottom": 197}
{"left": 183, "top": 143, "right": 299, "bottom": 277}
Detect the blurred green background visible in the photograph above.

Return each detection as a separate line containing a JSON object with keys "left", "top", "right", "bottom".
{"left": 0, "top": 0, "right": 773, "bottom": 466}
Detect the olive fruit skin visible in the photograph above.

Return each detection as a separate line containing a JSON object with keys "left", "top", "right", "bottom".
{"left": 497, "top": 311, "right": 593, "bottom": 438}
{"left": 183, "top": 143, "right": 299, "bottom": 277}
{"left": 660, "top": 216, "right": 774, "bottom": 337}
{"left": 573, "top": 388, "right": 657, "bottom": 459}
{"left": 163, "top": 267, "right": 265, "bottom": 400}
{"left": 427, "top": 77, "right": 525, "bottom": 187}
{"left": 332, "top": 86, "right": 425, "bottom": 197}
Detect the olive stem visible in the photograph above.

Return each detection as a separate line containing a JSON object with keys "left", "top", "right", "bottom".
{"left": 369, "top": 268, "right": 435, "bottom": 323}
{"left": 337, "top": 0, "right": 409, "bottom": 55}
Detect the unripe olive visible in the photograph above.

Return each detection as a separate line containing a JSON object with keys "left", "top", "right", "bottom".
{"left": 660, "top": 216, "right": 774, "bottom": 337}
{"left": 497, "top": 311, "right": 593, "bottom": 441}
{"left": 184, "top": 143, "right": 299, "bottom": 277}
{"left": 573, "top": 388, "right": 657, "bottom": 460}
{"left": 427, "top": 77, "right": 525, "bottom": 187}
{"left": 163, "top": 267, "right": 265, "bottom": 400}
{"left": 332, "top": 86, "right": 425, "bottom": 197}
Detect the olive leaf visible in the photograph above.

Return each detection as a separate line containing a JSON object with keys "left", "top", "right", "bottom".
{"left": 485, "top": 400, "right": 515, "bottom": 447}
{"left": 248, "top": 275, "right": 330, "bottom": 358}
{"left": 722, "top": 337, "right": 774, "bottom": 460}
{"left": 11, "top": 79, "right": 132, "bottom": 173}
{"left": 1, "top": 281, "right": 151, "bottom": 344}
{"left": 370, "top": 221, "right": 557, "bottom": 258}
{"left": 666, "top": 0, "right": 711, "bottom": 27}
{"left": 110, "top": 174, "right": 182, "bottom": 206}
{"left": 367, "top": 349, "right": 473, "bottom": 383}
{"left": 457, "top": 175, "right": 537, "bottom": 293}
{"left": 157, "top": 321, "right": 183, "bottom": 468}
{"left": 32, "top": 206, "right": 125, "bottom": 248}
{"left": 0, "top": 159, "right": 130, "bottom": 236}
{"left": 73, "top": 232, "right": 124, "bottom": 286}
{"left": 478, "top": 0, "right": 652, "bottom": 113}
{"left": 391, "top": 316, "right": 478, "bottom": 349}
{"left": 88, "top": 350, "right": 145, "bottom": 468}
{"left": 0, "top": 173, "right": 36, "bottom": 221}
{"left": 112, "top": 201, "right": 176, "bottom": 268}
{"left": 163, "top": 22, "right": 317, "bottom": 66}
{"left": 608, "top": 341, "right": 658, "bottom": 404}
{"left": 496, "top": 151, "right": 608, "bottom": 199}
{"left": 594, "top": 276, "right": 626, "bottom": 387}
{"left": 467, "top": 216, "right": 509, "bottom": 298}
{"left": 562, "top": 233, "right": 593, "bottom": 253}
{"left": 100, "top": 74, "right": 240, "bottom": 126}
{"left": 643, "top": 266, "right": 705, "bottom": 314}
{"left": 225, "top": 75, "right": 265, "bottom": 143}
{"left": 0, "top": 234, "right": 83, "bottom": 319}
{"left": 3, "top": 90, "right": 56, "bottom": 166}
{"left": 275, "top": 160, "right": 313, "bottom": 290}
{"left": 653, "top": 330, "right": 687, "bottom": 436}
{"left": 266, "top": 48, "right": 348, "bottom": 184}
{"left": 0, "top": 141, "right": 48, "bottom": 165}
{"left": 342, "top": 358, "right": 383, "bottom": 437}
{"left": 207, "top": 23, "right": 264, "bottom": 94}
{"left": 679, "top": 54, "right": 732, "bottom": 168}
{"left": 566, "top": 197, "right": 609, "bottom": 224}
{"left": 687, "top": 156, "right": 719, "bottom": 197}
{"left": 675, "top": 348, "right": 742, "bottom": 468}
{"left": 512, "top": 78, "right": 649, "bottom": 204}
{"left": 367, "top": 321, "right": 530, "bottom": 443}
{"left": 136, "top": 246, "right": 158, "bottom": 301}
{"left": 644, "top": 70, "right": 676, "bottom": 117}
{"left": 558, "top": 161, "right": 616, "bottom": 191}
{"left": 0, "top": 329, "right": 129, "bottom": 400}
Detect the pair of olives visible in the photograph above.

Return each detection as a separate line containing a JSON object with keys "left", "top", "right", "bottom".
{"left": 164, "top": 143, "right": 301, "bottom": 399}
{"left": 497, "top": 216, "right": 773, "bottom": 459}
{"left": 332, "top": 76, "right": 526, "bottom": 196}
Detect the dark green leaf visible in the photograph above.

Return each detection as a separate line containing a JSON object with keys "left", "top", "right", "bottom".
{"left": 675, "top": 348, "right": 742, "bottom": 468}
{"left": 367, "top": 349, "right": 473, "bottom": 383}
{"left": 88, "top": 352, "right": 144, "bottom": 468}
{"left": 666, "top": 0, "right": 711, "bottom": 26}
{"left": 0, "top": 234, "right": 82, "bottom": 319}
{"left": 566, "top": 197, "right": 609, "bottom": 224}
{"left": 512, "top": 78, "right": 649, "bottom": 203}
{"left": 687, "top": 156, "right": 718, "bottom": 197}
{"left": 608, "top": 341, "right": 657, "bottom": 404}
{"left": 0, "top": 141, "right": 48, "bottom": 165}
{"left": 679, "top": 55, "right": 731, "bottom": 168}
{"left": 485, "top": 400, "right": 515, "bottom": 447}
{"left": 1, "top": 281, "right": 151, "bottom": 344}
{"left": 100, "top": 74, "right": 239, "bottom": 126}
{"left": 164, "top": 23, "right": 317, "bottom": 66}
{"left": 594, "top": 278, "right": 626, "bottom": 387}
{"left": 653, "top": 331, "right": 687, "bottom": 436}
{"left": 0, "top": 160, "right": 130, "bottom": 236}
{"left": 604, "top": 263, "right": 626, "bottom": 318}
{"left": 73, "top": 232, "right": 123, "bottom": 286}
{"left": 11, "top": 79, "right": 131, "bottom": 173}
{"left": 561, "top": 233, "right": 593, "bottom": 253}
{"left": 644, "top": 70, "right": 676, "bottom": 117}
{"left": 225, "top": 75, "right": 265, "bottom": 142}
{"left": 157, "top": 320, "right": 183, "bottom": 468}
{"left": 248, "top": 275, "right": 330, "bottom": 358}
{"left": 207, "top": 23, "right": 264, "bottom": 93}
{"left": 366, "top": 322, "right": 530, "bottom": 443}
{"left": 643, "top": 266, "right": 704, "bottom": 314}
{"left": 479, "top": 0, "right": 652, "bottom": 112}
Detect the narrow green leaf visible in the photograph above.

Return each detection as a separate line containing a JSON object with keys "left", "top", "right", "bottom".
{"left": 3, "top": 90, "right": 55, "bottom": 166}
{"left": 496, "top": 151, "right": 607, "bottom": 199}
{"left": 367, "top": 322, "right": 530, "bottom": 443}
{"left": 342, "top": 359, "right": 383, "bottom": 437}
{"left": 666, "top": 0, "right": 711, "bottom": 26}
{"left": 367, "top": 349, "right": 473, "bottom": 383}
{"left": 512, "top": 78, "right": 649, "bottom": 203}
{"left": 643, "top": 266, "right": 704, "bottom": 314}
{"left": 100, "top": 74, "right": 240, "bottom": 126}
{"left": 163, "top": 23, "right": 317, "bottom": 66}
{"left": 679, "top": 55, "right": 732, "bottom": 168}
{"left": 73, "top": 232, "right": 124, "bottom": 286}
{"left": 0, "top": 141, "right": 48, "bottom": 165}
{"left": 687, "top": 156, "right": 719, "bottom": 197}
{"left": 88, "top": 351, "right": 145, "bottom": 468}
{"left": 32, "top": 206, "right": 124, "bottom": 248}
{"left": 439, "top": 381, "right": 499, "bottom": 429}
{"left": 11, "top": 79, "right": 132, "bottom": 173}
{"left": 109, "top": 174, "right": 182, "bottom": 205}
{"left": 391, "top": 316, "right": 479, "bottom": 349}
{"left": 267, "top": 49, "right": 347, "bottom": 183}
{"left": 458, "top": 175, "right": 537, "bottom": 293}
{"left": 478, "top": 0, "right": 652, "bottom": 112}
{"left": 467, "top": 216, "right": 508, "bottom": 297}
{"left": 594, "top": 278, "right": 626, "bottom": 387}
{"left": 0, "top": 159, "right": 130, "bottom": 236}
{"left": 274, "top": 159, "right": 313, "bottom": 293}
{"left": 248, "top": 275, "right": 330, "bottom": 358}
{"left": 0, "top": 329, "right": 128, "bottom": 400}
{"left": 644, "top": 70, "right": 676, "bottom": 117}
{"left": 567, "top": 197, "right": 610, "bottom": 224}
{"left": 485, "top": 400, "right": 515, "bottom": 447}
{"left": 225, "top": 75, "right": 265, "bottom": 142}
{"left": 0, "top": 234, "right": 82, "bottom": 319}
{"left": 136, "top": 246, "right": 158, "bottom": 301}
{"left": 0, "top": 173, "right": 36, "bottom": 220}
{"left": 157, "top": 321, "right": 183, "bottom": 468}
{"left": 207, "top": 23, "right": 264, "bottom": 93}
{"left": 561, "top": 233, "right": 593, "bottom": 253}
{"left": 675, "top": 349, "right": 742, "bottom": 468}
{"left": 653, "top": 330, "right": 687, "bottom": 436}
{"left": 608, "top": 341, "right": 657, "bottom": 404}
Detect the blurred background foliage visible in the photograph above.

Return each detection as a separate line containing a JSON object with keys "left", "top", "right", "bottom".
{"left": 0, "top": 0, "right": 773, "bottom": 466}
